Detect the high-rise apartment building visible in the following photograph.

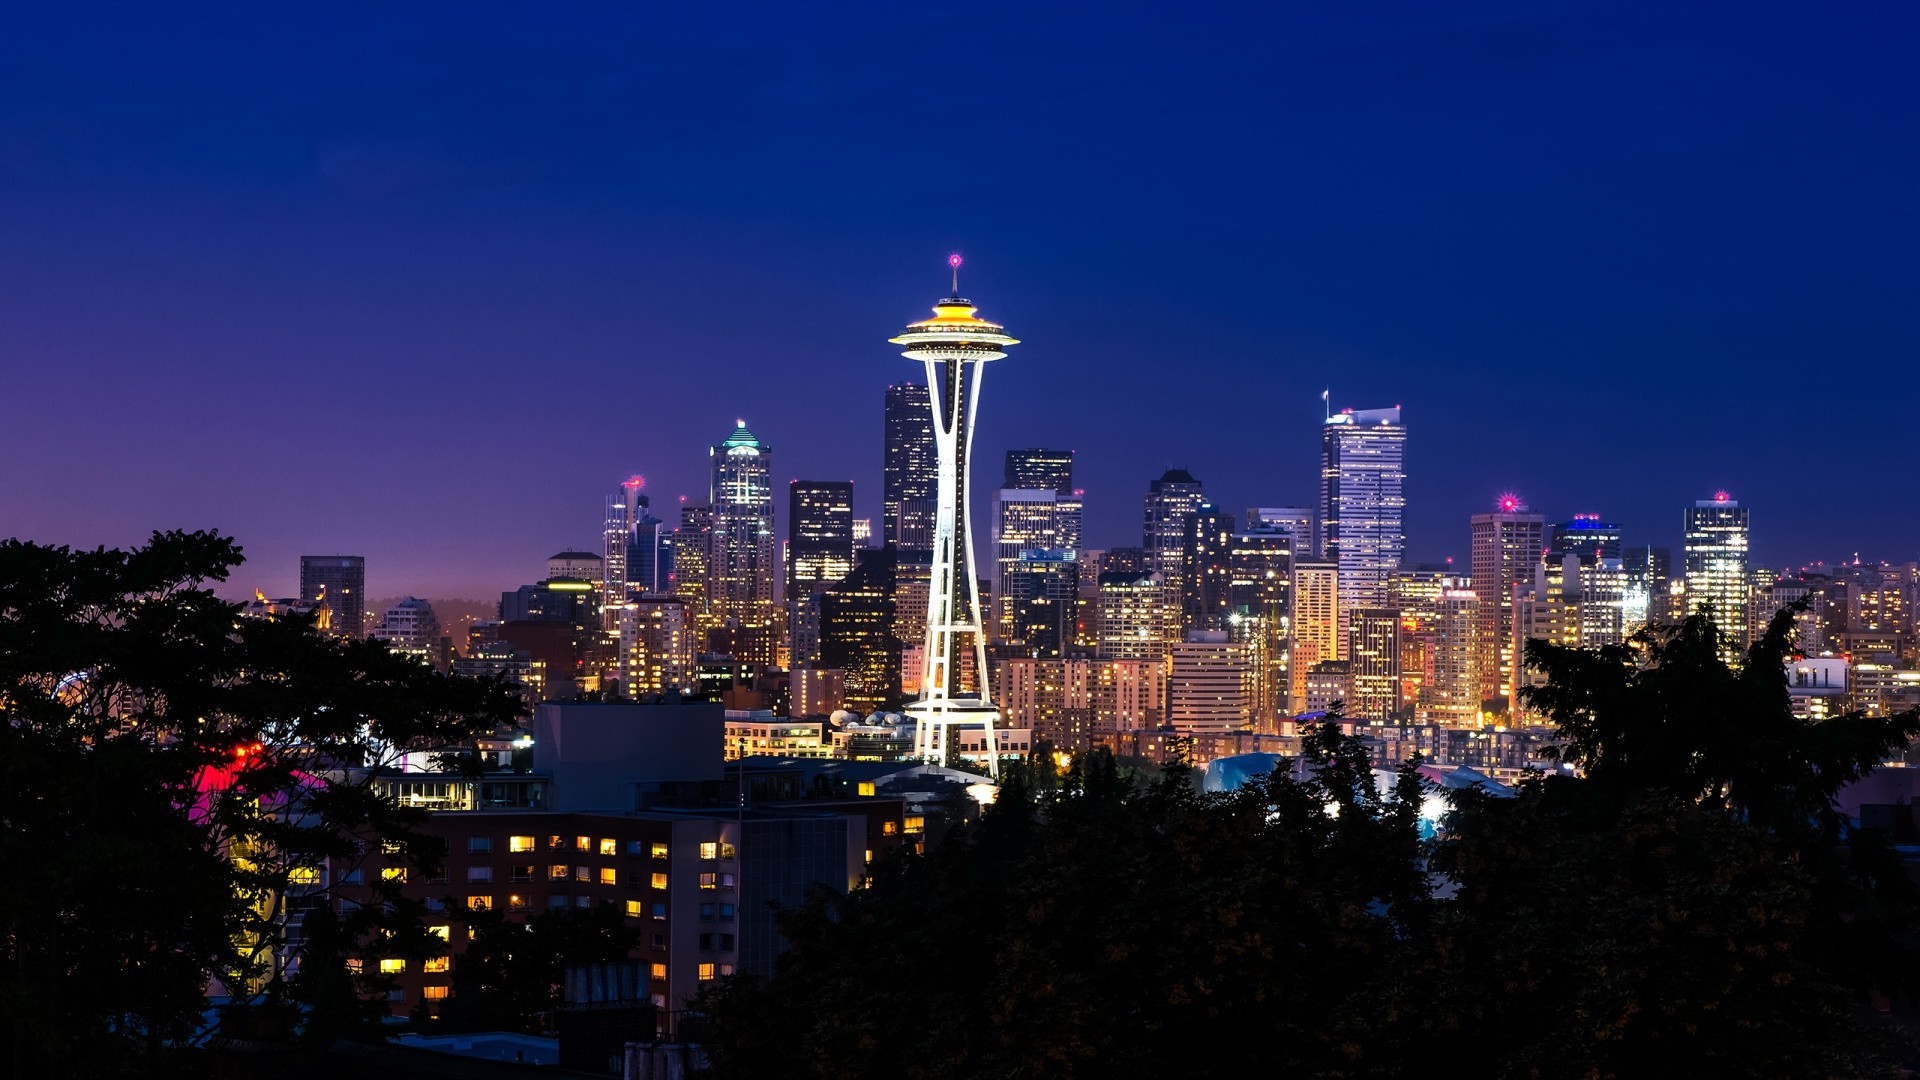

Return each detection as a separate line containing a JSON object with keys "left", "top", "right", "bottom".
{"left": 786, "top": 481, "right": 855, "bottom": 667}
{"left": 1004, "top": 448, "right": 1075, "bottom": 496}
{"left": 1683, "top": 494, "right": 1751, "bottom": 654}
{"left": 603, "top": 478, "right": 644, "bottom": 626}
{"left": 1419, "top": 582, "right": 1482, "bottom": 724}
{"left": 300, "top": 555, "right": 366, "bottom": 639}
{"left": 709, "top": 422, "right": 778, "bottom": 664}
{"left": 1097, "top": 570, "right": 1165, "bottom": 660}
{"left": 1548, "top": 516, "right": 1623, "bottom": 564}
{"left": 1346, "top": 608, "right": 1402, "bottom": 721}
{"left": 1470, "top": 501, "right": 1545, "bottom": 709}
{"left": 1168, "top": 630, "right": 1255, "bottom": 735}
{"left": 371, "top": 597, "right": 445, "bottom": 670}
{"left": 1290, "top": 560, "right": 1339, "bottom": 711}
{"left": 674, "top": 503, "right": 714, "bottom": 635}
{"left": 1320, "top": 406, "right": 1406, "bottom": 640}
{"left": 882, "top": 383, "right": 937, "bottom": 551}
{"left": 619, "top": 596, "right": 695, "bottom": 696}
{"left": 1001, "top": 551, "right": 1078, "bottom": 658}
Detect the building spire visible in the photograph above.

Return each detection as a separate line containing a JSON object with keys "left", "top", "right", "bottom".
{"left": 948, "top": 252, "right": 962, "bottom": 296}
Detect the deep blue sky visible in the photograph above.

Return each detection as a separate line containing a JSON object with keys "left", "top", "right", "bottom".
{"left": 2, "top": 2, "right": 1915, "bottom": 598}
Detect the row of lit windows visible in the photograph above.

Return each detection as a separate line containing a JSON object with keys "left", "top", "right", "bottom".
{"left": 471, "top": 835, "right": 736, "bottom": 860}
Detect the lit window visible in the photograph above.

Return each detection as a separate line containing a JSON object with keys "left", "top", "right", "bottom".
{"left": 576, "top": 836, "right": 592, "bottom": 851}
{"left": 720, "top": 843, "right": 736, "bottom": 860}
{"left": 466, "top": 867, "right": 492, "bottom": 883}
{"left": 549, "top": 865, "right": 569, "bottom": 880}
{"left": 508, "top": 894, "right": 530, "bottom": 911}
{"left": 651, "top": 873, "right": 668, "bottom": 890}
{"left": 288, "top": 866, "right": 320, "bottom": 886}
{"left": 382, "top": 867, "right": 408, "bottom": 883}
{"left": 904, "top": 816, "right": 926, "bottom": 834}
{"left": 468, "top": 837, "right": 493, "bottom": 854}
{"left": 379, "top": 959, "right": 407, "bottom": 974}
{"left": 882, "top": 821, "right": 898, "bottom": 835}
{"left": 380, "top": 840, "right": 404, "bottom": 855}
{"left": 468, "top": 896, "right": 492, "bottom": 911}
{"left": 857, "top": 782, "right": 876, "bottom": 797}
{"left": 865, "top": 849, "right": 873, "bottom": 864}
{"left": 599, "top": 839, "right": 617, "bottom": 856}
{"left": 700, "top": 842, "right": 718, "bottom": 860}
{"left": 346, "top": 958, "right": 363, "bottom": 974}
{"left": 548, "top": 835, "right": 565, "bottom": 850}
{"left": 625, "top": 900, "right": 643, "bottom": 918}
{"left": 423, "top": 985, "right": 449, "bottom": 1001}
{"left": 599, "top": 868, "right": 618, "bottom": 886}
{"left": 574, "top": 866, "right": 591, "bottom": 882}
{"left": 698, "top": 873, "right": 716, "bottom": 889}
{"left": 424, "top": 957, "right": 450, "bottom": 973}
{"left": 649, "top": 963, "right": 667, "bottom": 980}
{"left": 509, "top": 835, "right": 535, "bottom": 853}
{"left": 650, "top": 843, "right": 669, "bottom": 859}
{"left": 427, "top": 925, "right": 450, "bottom": 942}
{"left": 698, "top": 963, "right": 716, "bottom": 981}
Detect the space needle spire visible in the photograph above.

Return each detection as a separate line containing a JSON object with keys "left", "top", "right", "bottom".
{"left": 888, "top": 256, "right": 1019, "bottom": 778}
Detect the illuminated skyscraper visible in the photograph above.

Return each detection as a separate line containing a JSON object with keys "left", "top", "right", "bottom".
{"left": 1320, "top": 405, "right": 1406, "bottom": 640}
{"left": 1683, "top": 493, "right": 1751, "bottom": 654}
{"left": 603, "top": 477, "right": 644, "bottom": 629}
{"left": 1143, "top": 468, "right": 1207, "bottom": 644}
{"left": 1346, "top": 607, "right": 1402, "bottom": 721}
{"left": 882, "top": 383, "right": 937, "bottom": 551}
{"left": 1098, "top": 570, "right": 1165, "bottom": 660}
{"left": 1419, "top": 582, "right": 1482, "bottom": 724}
{"left": 888, "top": 258, "right": 1018, "bottom": 775}
{"left": 1246, "top": 507, "right": 1314, "bottom": 559}
{"left": 708, "top": 421, "right": 778, "bottom": 664}
{"left": 787, "top": 481, "right": 855, "bottom": 667}
{"left": 1168, "top": 630, "right": 1255, "bottom": 735}
{"left": 820, "top": 548, "right": 901, "bottom": 715}
{"left": 1180, "top": 505, "right": 1238, "bottom": 631}
{"left": 992, "top": 487, "right": 1083, "bottom": 640}
{"left": 1470, "top": 498, "right": 1545, "bottom": 709}
{"left": 1225, "top": 530, "right": 1293, "bottom": 730}
{"left": 675, "top": 503, "right": 714, "bottom": 635}
{"left": 1004, "top": 448, "right": 1074, "bottom": 496}
{"left": 1548, "top": 515, "right": 1623, "bottom": 564}
{"left": 300, "top": 555, "right": 365, "bottom": 639}
{"left": 1290, "top": 559, "right": 1339, "bottom": 711}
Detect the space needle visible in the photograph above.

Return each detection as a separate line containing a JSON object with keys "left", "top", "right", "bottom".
{"left": 889, "top": 255, "right": 1019, "bottom": 778}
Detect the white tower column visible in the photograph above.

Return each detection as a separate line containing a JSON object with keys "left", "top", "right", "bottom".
{"left": 889, "top": 256, "right": 1020, "bottom": 778}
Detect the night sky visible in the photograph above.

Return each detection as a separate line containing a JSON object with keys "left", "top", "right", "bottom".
{"left": 3, "top": 2, "right": 1915, "bottom": 599}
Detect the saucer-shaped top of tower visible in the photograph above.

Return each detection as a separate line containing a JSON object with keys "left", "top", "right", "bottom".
{"left": 890, "top": 294, "right": 1020, "bottom": 362}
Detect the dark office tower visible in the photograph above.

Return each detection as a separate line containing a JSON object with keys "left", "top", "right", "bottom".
{"left": 675, "top": 503, "right": 714, "bottom": 636}
{"left": 1004, "top": 552, "right": 1079, "bottom": 658}
{"left": 1101, "top": 547, "right": 1148, "bottom": 575}
{"left": 1624, "top": 544, "right": 1674, "bottom": 623}
{"left": 629, "top": 501, "right": 674, "bottom": 595}
{"left": 820, "top": 547, "right": 901, "bottom": 714}
{"left": 1226, "top": 530, "right": 1294, "bottom": 729}
{"left": 1004, "top": 448, "right": 1074, "bottom": 496}
{"left": 1470, "top": 499, "right": 1546, "bottom": 709}
{"left": 882, "top": 383, "right": 937, "bottom": 551}
{"left": 1180, "top": 505, "right": 1239, "bottom": 631}
{"left": 709, "top": 421, "right": 778, "bottom": 664}
{"left": 787, "top": 481, "right": 855, "bottom": 667}
{"left": 1144, "top": 469, "right": 1207, "bottom": 643}
{"left": 1548, "top": 516, "right": 1624, "bottom": 564}
{"left": 300, "top": 555, "right": 366, "bottom": 639}
{"left": 1320, "top": 405, "right": 1406, "bottom": 637}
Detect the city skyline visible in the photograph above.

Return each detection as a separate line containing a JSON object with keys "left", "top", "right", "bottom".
{"left": 3, "top": 5, "right": 1917, "bottom": 598}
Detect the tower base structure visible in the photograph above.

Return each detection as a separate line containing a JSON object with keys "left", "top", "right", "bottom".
{"left": 906, "top": 697, "right": 1002, "bottom": 772}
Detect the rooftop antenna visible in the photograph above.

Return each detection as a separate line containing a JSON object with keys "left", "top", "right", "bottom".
{"left": 949, "top": 253, "right": 962, "bottom": 295}
{"left": 1322, "top": 387, "right": 1331, "bottom": 421}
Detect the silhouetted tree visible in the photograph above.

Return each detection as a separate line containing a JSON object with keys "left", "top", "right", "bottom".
{"left": 435, "top": 902, "right": 641, "bottom": 1033}
{"left": 0, "top": 531, "right": 522, "bottom": 1076}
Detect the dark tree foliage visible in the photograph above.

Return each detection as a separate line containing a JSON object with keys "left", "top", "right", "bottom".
{"left": 697, "top": 727, "right": 1433, "bottom": 1079}
{"left": 0, "top": 532, "right": 523, "bottom": 1077}
{"left": 432, "top": 902, "right": 642, "bottom": 1034}
{"left": 696, "top": 607, "right": 1920, "bottom": 1079}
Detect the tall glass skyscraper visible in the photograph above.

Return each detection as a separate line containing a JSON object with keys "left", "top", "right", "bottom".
{"left": 1684, "top": 493, "right": 1751, "bottom": 654}
{"left": 882, "top": 383, "right": 937, "bottom": 551}
{"left": 1471, "top": 502, "right": 1545, "bottom": 709}
{"left": 1319, "top": 405, "right": 1406, "bottom": 640}
{"left": 1004, "top": 448, "right": 1074, "bottom": 496}
{"left": 709, "top": 421, "right": 777, "bottom": 663}
{"left": 787, "top": 480, "right": 855, "bottom": 667}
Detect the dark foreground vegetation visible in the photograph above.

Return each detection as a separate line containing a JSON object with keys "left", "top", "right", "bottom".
{"left": 698, "top": 609, "right": 1920, "bottom": 1079}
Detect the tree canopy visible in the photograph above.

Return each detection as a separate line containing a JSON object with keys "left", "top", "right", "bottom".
{"left": 0, "top": 531, "right": 522, "bottom": 1076}
{"left": 697, "top": 609, "right": 1920, "bottom": 1079}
